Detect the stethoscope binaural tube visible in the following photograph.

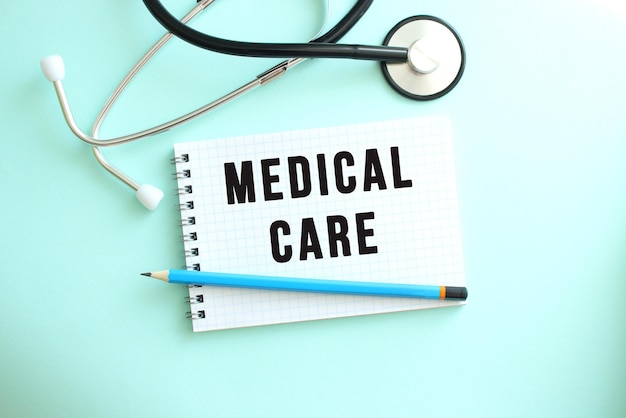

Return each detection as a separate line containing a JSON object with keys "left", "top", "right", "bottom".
{"left": 39, "top": 0, "right": 380, "bottom": 210}
{"left": 40, "top": 0, "right": 375, "bottom": 150}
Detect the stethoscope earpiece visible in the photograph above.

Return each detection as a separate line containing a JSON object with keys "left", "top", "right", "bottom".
{"left": 381, "top": 16, "right": 465, "bottom": 100}
{"left": 136, "top": 184, "right": 165, "bottom": 211}
{"left": 40, "top": 55, "right": 65, "bottom": 82}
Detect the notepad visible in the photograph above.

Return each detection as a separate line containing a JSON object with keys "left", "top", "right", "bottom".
{"left": 173, "top": 116, "right": 465, "bottom": 332}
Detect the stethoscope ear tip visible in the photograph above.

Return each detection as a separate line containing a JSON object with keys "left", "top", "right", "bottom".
{"left": 40, "top": 55, "right": 65, "bottom": 82}
{"left": 136, "top": 184, "right": 165, "bottom": 211}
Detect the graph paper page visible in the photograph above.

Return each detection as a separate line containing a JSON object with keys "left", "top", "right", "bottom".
{"left": 174, "top": 116, "right": 465, "bottom": 332}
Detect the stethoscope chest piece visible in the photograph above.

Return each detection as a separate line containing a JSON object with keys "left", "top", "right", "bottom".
{"left": 382, "top": 16, "right": 465, "bottom": 100}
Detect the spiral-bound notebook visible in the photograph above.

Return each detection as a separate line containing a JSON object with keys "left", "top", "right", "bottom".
{"left": 173, "top": 116, "right": 465, "bottom": 332}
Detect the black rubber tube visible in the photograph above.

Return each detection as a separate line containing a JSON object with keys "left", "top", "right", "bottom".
{"left": 142, "top": 0, "right": 408, "bottom": 62}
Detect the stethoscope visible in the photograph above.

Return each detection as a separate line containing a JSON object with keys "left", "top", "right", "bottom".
{"left": 40, "top": 0, "right": 465, "bottom": 210}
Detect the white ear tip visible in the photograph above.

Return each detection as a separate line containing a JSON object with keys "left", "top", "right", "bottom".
{"left": 40, "top": 55, "right": 65, "bottom": 81}
{"left": 136, "top": 184, "right": 164, "bottom": 211}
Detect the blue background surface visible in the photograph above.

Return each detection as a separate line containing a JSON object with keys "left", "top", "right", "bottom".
{"left": 1, "top": 0, "right": 625, "bottom": 416}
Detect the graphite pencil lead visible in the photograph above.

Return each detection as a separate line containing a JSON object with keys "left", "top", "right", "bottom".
{"left": 141, "top": 272, "right": 152, "bottom": 277}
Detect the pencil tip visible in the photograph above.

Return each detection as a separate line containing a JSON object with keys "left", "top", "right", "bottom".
{"left": 141, "top": 272, "right": 152, "bottom": 277}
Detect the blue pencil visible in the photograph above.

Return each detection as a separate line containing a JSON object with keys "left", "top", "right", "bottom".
{"left": 141, "top": 269, "right": 467, "bottom": 300}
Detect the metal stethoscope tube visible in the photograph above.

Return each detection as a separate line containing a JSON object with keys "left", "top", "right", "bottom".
{"left": 44, "top": 0, "right": 306, "bottom": 209}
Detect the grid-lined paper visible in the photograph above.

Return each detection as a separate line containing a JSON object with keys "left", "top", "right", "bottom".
{"left": 174, "top": 116, "right": 465, "bottom": 332}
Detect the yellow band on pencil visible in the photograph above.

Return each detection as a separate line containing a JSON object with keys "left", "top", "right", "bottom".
{"left": 439, "top": 286, "right": 446, "bottom": 299}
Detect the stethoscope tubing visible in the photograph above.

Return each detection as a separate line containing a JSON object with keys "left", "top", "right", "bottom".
{"left": 142, "top": 0, "right": 409, "bottom": 62}
{"left": 54, "top": 0, "right": 389, "bottom": 149}
{"left": 77, "top": 0, "right": 370, "bottom": 190}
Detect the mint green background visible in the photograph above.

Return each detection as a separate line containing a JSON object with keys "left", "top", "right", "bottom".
{"left": 2, "top": 0, "right": 625, "bottom": 417}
